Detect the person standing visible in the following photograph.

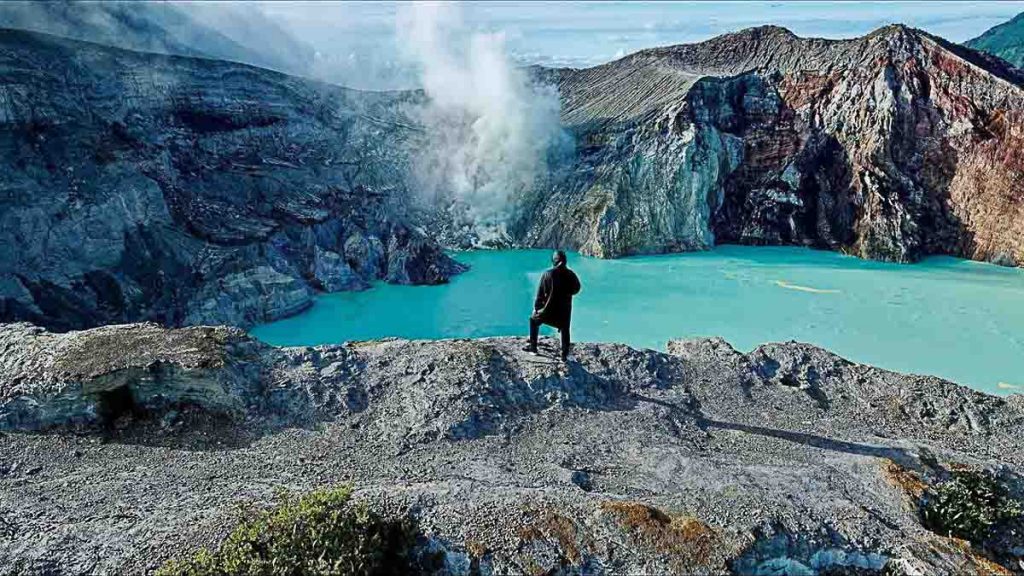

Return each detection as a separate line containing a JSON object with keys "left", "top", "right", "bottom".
{"left": 524, "top": 250, "right": 581, "bottom": 361}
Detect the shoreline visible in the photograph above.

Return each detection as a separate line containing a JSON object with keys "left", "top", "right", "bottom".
{"left": 249, "top": 245, "right": 1024, "bottom": 397}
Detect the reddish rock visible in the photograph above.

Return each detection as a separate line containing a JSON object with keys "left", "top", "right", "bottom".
{"left": 520, "top": 25, "right": 1024, "bottom": 266}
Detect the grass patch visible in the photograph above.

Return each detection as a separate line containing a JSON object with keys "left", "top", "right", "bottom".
{"left": 157, "top": 486, "right": 415, "bottom": 576}
{"left": 920, "top": 469, "right": 1023, "bottom": 545}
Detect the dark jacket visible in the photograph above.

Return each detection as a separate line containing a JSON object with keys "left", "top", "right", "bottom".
{"left": 533, "top": 265, "right": 581, "bottom": 329}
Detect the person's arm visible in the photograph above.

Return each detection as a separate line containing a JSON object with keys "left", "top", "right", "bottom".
{"left": 534, "top": 272, "right": 550, "bottom": 312}
{"left": 570, "top": 271, "right": 581, "bottom": 296}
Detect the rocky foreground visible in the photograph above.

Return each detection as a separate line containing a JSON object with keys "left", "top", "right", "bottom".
{"left": 1, "top": 322, "right": 1021, "bottom": 574}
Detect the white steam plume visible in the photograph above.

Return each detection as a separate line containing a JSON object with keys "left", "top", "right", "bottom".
{"left": 396, "top": 2, "right": 565, "bottom": 245}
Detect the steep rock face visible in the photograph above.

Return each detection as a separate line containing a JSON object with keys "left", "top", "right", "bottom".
{"left": 967, "top": 12, "right": 1024, "bottom": 69}
{"left": 519, "top": 26, "right": 1024, "bottom": 265}
{"left": 0, "top": 29, "right": 465, "bottom": 331}
{"left": 1, "top": 323, "right": 1022, "bottom": 574}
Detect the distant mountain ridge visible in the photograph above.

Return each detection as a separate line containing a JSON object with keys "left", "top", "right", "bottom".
{"left": 517, "top": 24, "right": 1024, "bottom": 267}
{"left": 0, "top": 0, "right": 314, "bottom": 75}
{"left": 967, "top": 11, "right": 1024, "bottom": 69}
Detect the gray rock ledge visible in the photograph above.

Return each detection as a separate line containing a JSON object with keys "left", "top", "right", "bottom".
{"left": 0, "top": 322, "right": 1021, "bottom": 574}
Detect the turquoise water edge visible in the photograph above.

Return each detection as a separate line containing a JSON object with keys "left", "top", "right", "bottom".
{"left": 251, "top": 246, "right": 1024, "bottom": 396}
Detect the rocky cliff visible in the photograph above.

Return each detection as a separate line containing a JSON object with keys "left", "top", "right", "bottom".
{"left": 4, "top": 24, "right": 1024, "bottom": 332}
{"left": 0, "top": 29, "right": 464, "bottom": 331}
{"left": 518, "top": 25, "right": 1024, "bottom": 266}
{"left": 967, "top": 12, "right": 1024, "bottom": 69}
{"left": 1, "top": 322, "right": 1022, "bottom": 574}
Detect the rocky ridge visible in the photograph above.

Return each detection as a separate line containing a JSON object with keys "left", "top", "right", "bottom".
{"left": 1, "top": 322, "right": 1021, "bottom": 574}
{"left": 0, "top": 29, "right": 464, "bottom": 332}
{"left": 518, "top": 25, "right": 1024, "bottom": 265}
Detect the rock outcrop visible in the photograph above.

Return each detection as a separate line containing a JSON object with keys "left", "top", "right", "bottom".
{"left": 1, "top": 322, "right": 1021, "bottom": 574}
{"left": 519, "top": 25, "right": 1024, "bottom": 266}
{"left": 0, "top": 29, "right": 465, "bottom": 331}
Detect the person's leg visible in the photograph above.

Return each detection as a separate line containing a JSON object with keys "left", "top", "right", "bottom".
{"left": 525, "top": 317, "right": 540, "bottom": 352}
{"left": 560, "top": 325, "right": 571, "bottom": 360}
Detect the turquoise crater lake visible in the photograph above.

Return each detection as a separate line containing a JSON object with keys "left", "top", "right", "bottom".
{"left": 251, "top": 246, "right": 1024, "bottom": 396}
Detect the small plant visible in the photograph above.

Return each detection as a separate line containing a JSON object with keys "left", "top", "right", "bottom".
{"left": 157, "top": 486, "right": 415, "bottom": 576}
{"left": 920, "top": 469, "right": 1024, "bottom": 544}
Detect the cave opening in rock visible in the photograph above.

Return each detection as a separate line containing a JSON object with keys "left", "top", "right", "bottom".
{"left": 96, "top": 385, "right": 144, "bottom": 428}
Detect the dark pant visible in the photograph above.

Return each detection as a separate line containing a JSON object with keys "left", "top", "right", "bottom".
{"left": 529, "top": 317, "right": 571, "bottom": 358}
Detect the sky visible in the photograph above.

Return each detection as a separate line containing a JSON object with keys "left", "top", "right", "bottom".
{"left": 252, "top": 1, "right": 1024, "bottom": 88}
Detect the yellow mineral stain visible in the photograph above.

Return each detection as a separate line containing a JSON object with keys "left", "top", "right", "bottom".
{"left": 774, "top": 280, "right": 841, "bottom": 294}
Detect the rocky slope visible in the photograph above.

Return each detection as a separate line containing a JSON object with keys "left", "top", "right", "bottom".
{"left": 1, "top": 322, "right": 1022, "bottom": 574}
{"left": 518, "top": 25, "right": 1024, "bottom": 266}
{"left": 968, "top": 12, "right": 1024, "bottom": 69}
{"left": 0, "top": 29, "right": 464, "bottom": 331}
{"left": 0, "top": 0, "right": 314, "bottom": 76}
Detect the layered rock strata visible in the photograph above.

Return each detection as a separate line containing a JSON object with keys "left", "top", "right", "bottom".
{"left": 519, "top": 25, "right": 1024, "bottom": 266}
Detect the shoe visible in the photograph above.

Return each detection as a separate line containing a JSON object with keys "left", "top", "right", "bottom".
{"left": 522, "top": 344, "right": 538, "bottom": 354}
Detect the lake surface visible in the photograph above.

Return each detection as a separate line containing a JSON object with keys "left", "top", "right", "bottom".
{"left": 251, "top": 246, "right": 1024, "bottom": 396}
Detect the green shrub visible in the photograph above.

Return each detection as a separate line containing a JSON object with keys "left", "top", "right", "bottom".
{"left": 157, "top": 486, "right": 415, "bottom": 576}
{"left": 920, "top": 469, "right": 1024, "bottom": 544}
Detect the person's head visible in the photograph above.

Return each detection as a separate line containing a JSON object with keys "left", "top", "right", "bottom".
{"left": 551, "top": 250, "right": 567, "bottom": 268}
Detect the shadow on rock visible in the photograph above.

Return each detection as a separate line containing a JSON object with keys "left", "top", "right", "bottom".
{"left": 96, "top": 406, "right": 265, "bottom": 451}
{"left": 695, "top": 417, "right": 923, "bottom": 471}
